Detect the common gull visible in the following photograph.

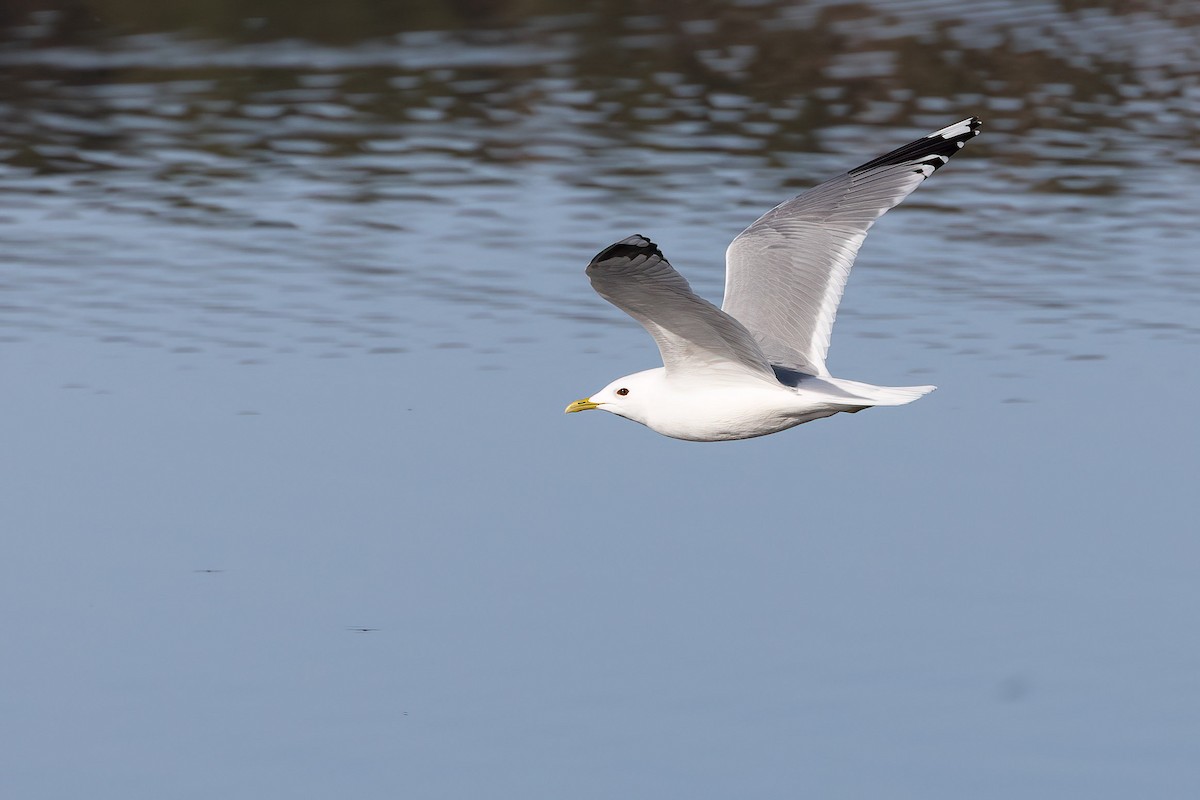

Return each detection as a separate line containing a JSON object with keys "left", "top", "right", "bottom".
{"left": 566, "top": 118, "right": 982, "bottom": 441}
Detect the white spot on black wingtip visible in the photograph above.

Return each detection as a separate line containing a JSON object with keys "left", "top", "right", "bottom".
{"left": 590, "top": 234, "right": 665, "bottom": 266}
{"left": 931, "top": 116, "right": 983, "bottom": 140}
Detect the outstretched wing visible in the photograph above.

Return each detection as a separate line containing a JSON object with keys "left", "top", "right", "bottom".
{"left": 721, "top": 117, "right": 982, "bottom": 376}
{"left": 586, "top": 235, "right": 777, "bottom": 384}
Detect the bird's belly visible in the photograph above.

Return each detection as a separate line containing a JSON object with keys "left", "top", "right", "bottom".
{"left": 645, "top": 389, "right": 840, "bottom": 442}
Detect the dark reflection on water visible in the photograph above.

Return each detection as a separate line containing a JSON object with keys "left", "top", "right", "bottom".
{"left": 2, "top": 0, "right": 1200, "bottom": 363}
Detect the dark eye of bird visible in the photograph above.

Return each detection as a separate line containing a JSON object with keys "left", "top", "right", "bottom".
{"left": 616, "top": 388, "right": 629, "bottom": 396}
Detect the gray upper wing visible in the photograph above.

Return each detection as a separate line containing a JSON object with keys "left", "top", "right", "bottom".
{"left": 721, "top": 117, "right": 981, "bottom": 376}
{"left": 586, "top": 235, "right": 777, "bottom": 384}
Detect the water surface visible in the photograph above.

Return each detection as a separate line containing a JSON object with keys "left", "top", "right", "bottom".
{"left": 2, "top": 2, "right": 1199, "bottom": 798}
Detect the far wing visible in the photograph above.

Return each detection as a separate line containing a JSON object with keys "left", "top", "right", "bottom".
{"left": 722, "top": 117, "right": 982, "bottom": 376}
{"left": 587, "top": 235, "right": 777, "bottom": 384}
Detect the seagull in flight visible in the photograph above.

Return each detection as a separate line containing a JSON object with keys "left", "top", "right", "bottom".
{"left": 565, "top": 118, "right": 981, "bottom": 441}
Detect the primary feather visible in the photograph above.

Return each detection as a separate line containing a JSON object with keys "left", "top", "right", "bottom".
{"left": 722, "top": 117, "right": 981, "bottom": 375}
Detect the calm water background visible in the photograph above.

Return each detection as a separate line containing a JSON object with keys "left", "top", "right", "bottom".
{"left": 2, "top": 1, "right": 1199, "bottom": 797}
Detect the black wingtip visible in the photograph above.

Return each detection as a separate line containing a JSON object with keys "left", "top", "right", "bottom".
{"left": 589, "top": 234, "right": 665, "bottom": 266}
{"left": 849, "top": 117, "right": 982, "bottom": 176}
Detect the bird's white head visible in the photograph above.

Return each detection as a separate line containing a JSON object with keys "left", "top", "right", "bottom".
{"left": 564, "top": 368, "right": 665, "bottom": 426}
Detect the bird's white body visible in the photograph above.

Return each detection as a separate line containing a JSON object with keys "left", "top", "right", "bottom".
{"left": 566, "top": 118, "right": 980, "bottom": 442}
{"left": 587, "top": 368, "right": 934, "bottom": 442}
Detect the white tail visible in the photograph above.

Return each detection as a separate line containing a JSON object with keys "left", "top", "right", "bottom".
{"left": 861, "top": 384, "right": 937, "bottom": 406}
{"left": 820, "top": 377, "right": 936, "bottom": 406}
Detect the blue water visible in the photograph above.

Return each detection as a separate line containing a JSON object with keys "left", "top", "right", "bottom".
{"left": 3, "top": 2, "right": 1199, "bottom": 798}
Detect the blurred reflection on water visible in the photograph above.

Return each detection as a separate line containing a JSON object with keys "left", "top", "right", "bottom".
{"left": 3, "top": 0, "right": 1199, "bottom": 364}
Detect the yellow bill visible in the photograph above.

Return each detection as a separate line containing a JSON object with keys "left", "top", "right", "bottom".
{"left": 564, "top": 398, "right": 599, "bottom": 413}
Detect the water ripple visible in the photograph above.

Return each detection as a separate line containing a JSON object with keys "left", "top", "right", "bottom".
{"left": 1, "top": 0, "right": 1199, "bottom": 366}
